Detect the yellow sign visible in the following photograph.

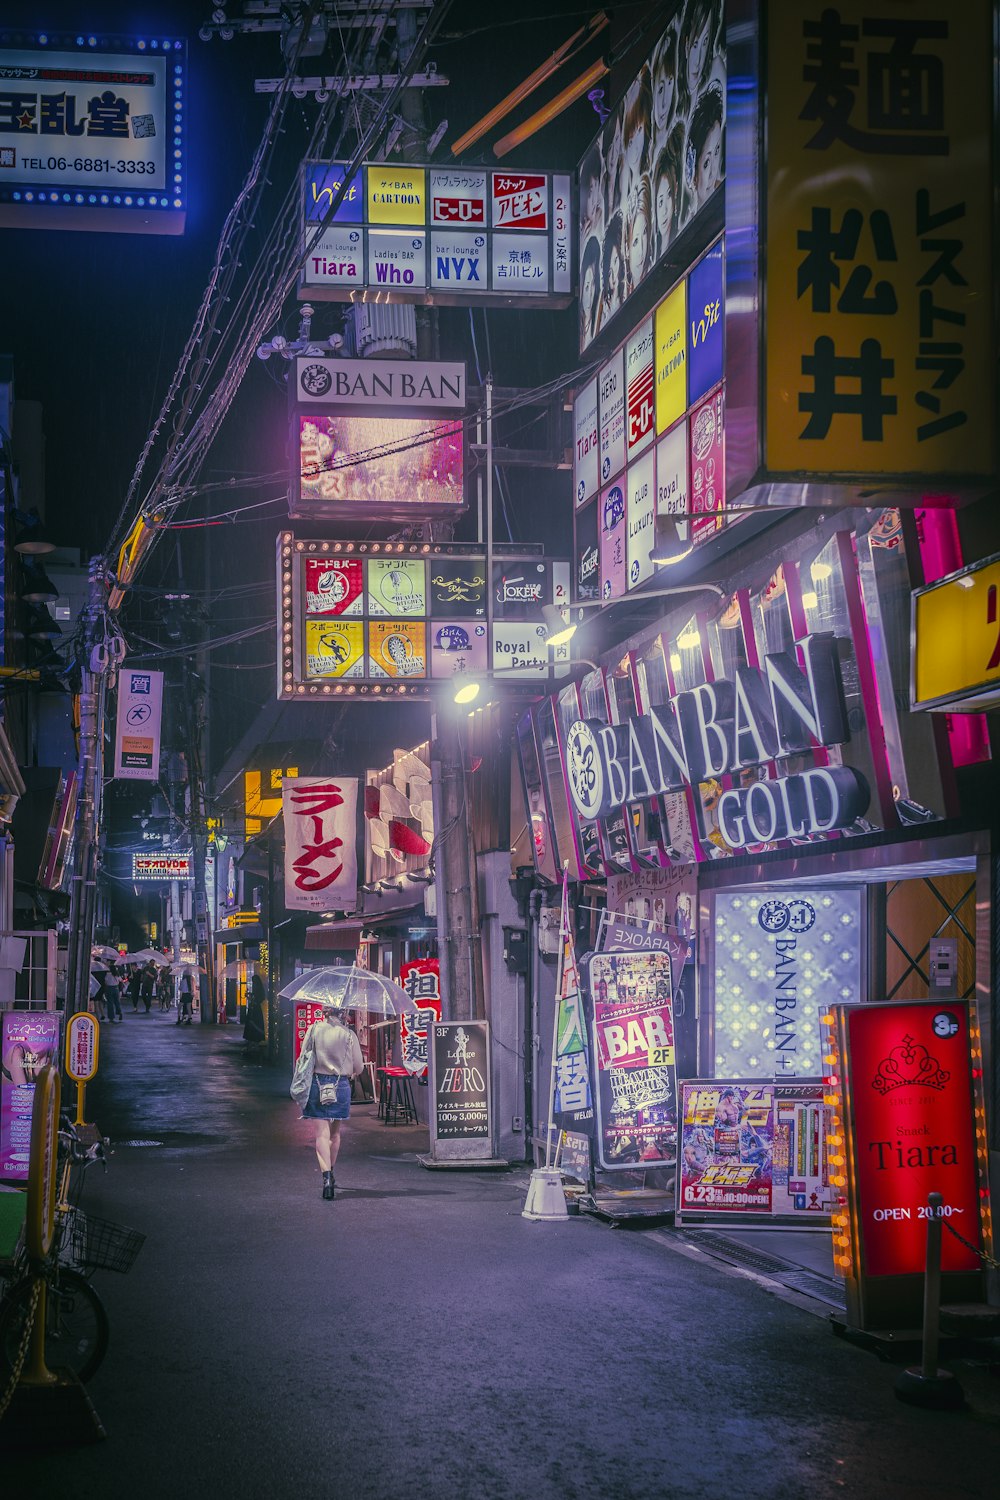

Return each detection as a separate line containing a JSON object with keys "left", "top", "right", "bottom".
{"left": 367, "top": 621, "right": 427, "bottom": 679}
{"left": 913, "top": 555, "right": 1000, "bottom": 711}
{"left": 765, "top": 0, "right": 993, "bottom": 478}
{"left": 367, "top": 165, "right": 425, "bottom": 226}
{"left": 225, "top": 911, "right": 259, "bottom": 928}
{"left": 654, "top": 279, "right": 686, "bottom": 436}
{"left": 305, "top": 618, "right": 365, "bottom": 679}
{"left": 646, "top": 1045, "right": 675, "bottom": 1069}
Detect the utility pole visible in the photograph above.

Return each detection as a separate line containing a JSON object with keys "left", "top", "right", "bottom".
{"left": 64, "top": 559, "right": 113, "bottom": 1018}
{"left": 431, "top": 711, "right": 482, "bottom": 1022}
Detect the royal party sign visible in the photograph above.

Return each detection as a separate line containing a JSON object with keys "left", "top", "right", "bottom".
{"left": 765, "top": 0, "right": 994, "bottom": 482}
{"left": 301, "top": 160, "right": 572, "bottom": 308}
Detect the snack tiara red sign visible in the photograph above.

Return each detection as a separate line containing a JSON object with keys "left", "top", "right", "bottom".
{"left": 132, "top": 852, "right": 193, "bottom": 881}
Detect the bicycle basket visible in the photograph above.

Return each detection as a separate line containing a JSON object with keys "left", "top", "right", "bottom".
{"left": 70, "top": 1211, "right": 146, "bottom": 1274}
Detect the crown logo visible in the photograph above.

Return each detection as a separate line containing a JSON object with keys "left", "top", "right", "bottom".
{"left": 872, "top": 1033, "right": 949, "bottom": 1094}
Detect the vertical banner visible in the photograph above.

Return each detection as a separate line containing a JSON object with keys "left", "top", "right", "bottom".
{"left": 552, "top": 880, "right": 594, "bottom": 1137}
{"left": 587, "top": 951, "right": 676, "bottom": 1171}
{"left": 678, "top": 1081, "right": 775, "bottom": 1218}
{"left": 399, "top": 959, "right": 442, "bottom": 1077}
{"left": 0, "top": 1010, "right": 61, "bottom": 1182}
{"left": 765, "top": 0, "right": 994, "bottom": 479}
{"left": 113, "top": 667, "right": 164, "bottom": 781}
{"left": 282, "top": 776, "right": 359, "bottom": 911}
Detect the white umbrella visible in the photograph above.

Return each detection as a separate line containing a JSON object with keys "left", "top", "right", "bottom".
{"left": 217, "top": 961, "right": 242, "bottom": 980}
{"left": 169, "top": 962, "right": 206, "bottom": 976}
{"left": 91, "top": 944, "right": 120, "bottom": 960}
{"left": 130, "top": 948, "right": 171, "bottom": 966}
{"left": 278, "top": 965, "right": 417, "bottom": 1018}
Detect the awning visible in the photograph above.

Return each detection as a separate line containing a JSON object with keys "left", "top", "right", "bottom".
{"left": 304, "top": 920, "right": 364, "bottom": 953}
{"left": 213, "top": 922, "right": 265, "bottom": 945}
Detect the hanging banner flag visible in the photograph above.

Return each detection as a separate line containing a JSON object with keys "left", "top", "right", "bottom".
{"left": 399, "top": 959, "right": 442, "bottom": 1077}
{"left": 113, "top": 668, "right": 164, "bottom": 782}
{"left": 282, "top": 776, "right": 358, "bottom": 911}
{"left": 552, "top": 880, "right": 594, "bottom": 1135}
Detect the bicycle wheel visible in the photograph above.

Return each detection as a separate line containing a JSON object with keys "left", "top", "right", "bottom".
{"left": 0, "top": 1268, "right": 109, "bottom": 1384}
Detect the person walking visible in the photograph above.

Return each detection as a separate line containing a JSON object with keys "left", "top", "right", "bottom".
{"left": 290, "top": 1002, "right": 364, "bottom": 1200}
{"left": 158, "top": 969, "right": 172, "bottom": 1011}
{"left": 128, "top": 964, "right": 142, "bottom": 1012}
{"left": 104, "top": 963, "right": 123, "bottom": 1023}
{"left": 177, "top": 968, "right": 195, "bottom": 1025}
{"left": 140, "top": 962, "right": 157, "bottom": 1014}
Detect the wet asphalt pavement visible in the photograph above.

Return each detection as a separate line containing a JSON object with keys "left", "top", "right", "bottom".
{"left": 4, "top": 1004, "right": 1000, "bottom": 1499}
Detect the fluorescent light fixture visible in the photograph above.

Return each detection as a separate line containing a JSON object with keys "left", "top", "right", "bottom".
{"left": 453, "top": 678, "right": 482, "bottom": 705}
{"left": 541, "top": 603, "right": 577, "bottom": 648}
{"left": 651, "top": 541, "right": 695, "bottom": 566}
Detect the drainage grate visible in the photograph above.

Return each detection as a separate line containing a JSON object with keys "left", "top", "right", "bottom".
{"left": 687, "top": 1230, "right": 794, "bottom": 1276}
{"left": 778, "top": 1269, "right": 847, "bottom": 1309}
{"left": 114, "top": 1139, "right": 164, "bottom": 1148}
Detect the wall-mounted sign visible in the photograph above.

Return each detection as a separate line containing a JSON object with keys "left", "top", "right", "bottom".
{"left": 224, "top": 910, "right": 259, "bottom": 929}
{"left": 295, "top": 357, "right": 466, "bottom": 413}
{"left": 0, "top": 32, "right": 187, "bottom": 235}
{"left": 301, "top": 160, "right": 573, "bottom": 309}
{"left": 764, "top": 0, "right": 994, "bottom": 482}
{"left": 911, "top": 553, "right": 1000, "bottom": 712}
{"left": 577, "top": 13, "right": 726, "bottom": 352}
{"left": 573, "top": 375, "right": 599, "bottom": 508}
{"left": 278, "top": 537, "right": 569, "bottom": 701}
{"left": 132, "top": 852, "right": 193, "bottom": 881}
{"left": 282, "top": 776, "right": 358, "bottom": 911}
{"left": 828, "top": 999, "right": 991, "bottom": 1329}
{"left": 714, "top": 889, "right": 862, "bottom": 1080}
{"left": 114, "top": 667, "right": 163, "bottom": 782}
{"left": 564, "top": 634, "right": 871, "bottom": 852}
{"left": 587, "top": 950, "right": 676, "bottom": 1172}
{"left": 293, "top": 412, "right": 464, "bottom": 521}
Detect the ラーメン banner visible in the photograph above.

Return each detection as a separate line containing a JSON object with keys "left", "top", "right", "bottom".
{"left": 114, "top": 668, "right": 164, "bottom": 782}
{"left": 765, "top": 0, "right": 994, "bottom": 479}
{"left": 282, "top": 776, "right": 358, "bottom": 911}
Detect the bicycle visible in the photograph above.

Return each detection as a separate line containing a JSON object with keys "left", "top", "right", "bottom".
{"left": 0, "top": 1114, "right": 143, "bottom": 1387}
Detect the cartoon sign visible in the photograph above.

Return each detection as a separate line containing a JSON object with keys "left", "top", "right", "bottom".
{"left": 305, "top": 619, "right": 365, "bottom": 678}
{"left": 305, "top": 557, "right": 364, "bottom": 616}
{"left": 367, "top": 622, "right": 427, "bottom": 679}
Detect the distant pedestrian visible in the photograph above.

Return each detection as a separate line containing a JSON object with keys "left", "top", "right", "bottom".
{"left": 128, "top": 965, "right": 142, "bottom": 1011}
{"left": 242, "top": 973, "right": 266, "bottom": 1048}
{"left": 140, "top": 962, "right": 157, "bottom": 1013}
{"left": 104, "top": 964, "right": 123, "bottom": 1023}
{"left": 290, "top": 1002, "right": 364, "bottom": 1200}
{"left": 158, "top": 969, "right": 172, "bottom": 1011}
{"left": 92, "top": 969, "right": 107, "bottom": 1021}
{"left": 177, "top": 968, "right": 195, "bottom": 1026}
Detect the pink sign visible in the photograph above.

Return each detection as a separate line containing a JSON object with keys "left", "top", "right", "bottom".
{"left": 294, "top": 1001, "right": 326, "bottom": 1061}
{"left": 1, "top": 1010, "right": 61, "bottom": 1182}
{"left": 689, "top": 386, "right": 725, "bottom": 544}
{"left": 599, "top": 480, "right": 627, "bottom": 600}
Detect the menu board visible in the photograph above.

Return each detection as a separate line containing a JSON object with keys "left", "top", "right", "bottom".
{"left": 432, "top": 1021, "right": 491, "bottom": 1141}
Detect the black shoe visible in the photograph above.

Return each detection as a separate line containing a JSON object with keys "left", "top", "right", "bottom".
{"left": 322, "top": 1171, "right": 335, "bottom": 1201}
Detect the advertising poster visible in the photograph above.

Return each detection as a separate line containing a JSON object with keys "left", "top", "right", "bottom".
{"left": 588, "top": 951, "right": 676, "bottom": 1171}
{"left": 714, "top": 889, "right": 863, "bottom": 1080}
{"left": 655, "top": 279, "right": 687, "bottom": 434}
{"left": 432, "top": 1021, "right": 491, "bottom": 1140}
{"left": 297, "top": 414, "right": 463, "bottom": 511}
{"left": 598, "top": 350, "right": 626, "bottom": 485}
{"left": 430, "top": 167, "right": 487, "bottom": 226}
{"left": 0, "top": 1010, "right": 61, "bottom": 1183}
{"left": 607, "top": 865, "right": 697, "bottom": 939}
{"left": 687, "top": 241, "right": 724, "bottom": 405}
{"left": 574, "top": 376, "right": 600, "bottom": 508}
{"left": 367, "top": 622, "right": 427, "bottom": 679}
{"left": 772, "top": 1084, "right": 835, "bottom": 1218}
{"left": 305, "top": 556, "right": 364, "bottom": 616}
{"left": 492, "top": 172, "right": 548, "bottom": 231}
{"left": 625, "top": 317, "right": 655, "bottom": 459}
{"left": 428, "top": 558, "right": 487, "bottom": 618}
{"left": 626, "top": 448, "right": 656, "bottom": 590}
{"left": 846, "top": 1001, "right": 982, "bottom": 1276}
{"left": 678, "top": 1082, "right": 775, "bottom": 1217}
{"left": 559, "top": 1131, "right": 592, "bottom": 1185}
{"left": 113, "top": 667, "right": 164, "bottom": 782}
{"left": 429, "top": 622, "right": 488, "bottom": 680}
{"left": 305, "top": 619, "right": 365, "bottom": 679}
{"left": 578, "top": 3, "right": 726, "bottom": 351}
{"left": 399, "top": 959, "right": 442, "bottom": 1077}
{"left": 597, "top": 911, "right": 690, "bottom": 999}
{"left": 688, "top": 386, "right": 725, "bottom": 543}
{"left": 282, "top": 776, "right": 359, "bottom": 912}
{"left": 575, "top": 500, "right": 600, "bottom": 603}
{"left": 366, "top": 558, "right": 427, "bottom": 617}
{"left": 600, "top": 481, "right": 627, "bottom": 600}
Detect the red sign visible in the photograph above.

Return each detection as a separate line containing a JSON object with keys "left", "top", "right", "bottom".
{"left": 847, "top": 1002, "right": 983, "bottom": 1277}
{"left": 433, "top": 196, "right": 485, "bottom": 225}
{"left": 492, "top": 173, "right": 547, "bottom": 231}
{"left": 304, "top": 557, "right": 363, "bottom": 616}
{"left": 399, "top": 959, "right": 442, "bottom": 1077}
{"left": 294, "top": 1000, "right": 326, "bottom": 1061}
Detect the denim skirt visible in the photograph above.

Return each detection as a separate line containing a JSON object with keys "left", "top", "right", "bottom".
{"left": 302, "top": 1072, "right": 351, "bottom": 1120}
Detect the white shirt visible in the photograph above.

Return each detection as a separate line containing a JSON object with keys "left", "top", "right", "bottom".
{"left": 310, "top": 1020, "right": 364, "bottom": 1077}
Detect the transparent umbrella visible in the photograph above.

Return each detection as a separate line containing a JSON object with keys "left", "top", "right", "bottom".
{"left": 129, "top": 949, "right": 171, "bottom": 967}
{"left": 217, "top": 961, "right": 242, "bottom": 980}
{"left": 277, "top": 965, "right": 417, "bottom": 1018}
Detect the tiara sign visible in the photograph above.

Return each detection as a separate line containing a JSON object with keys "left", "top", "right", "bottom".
{"left": 872, "top": 1034, "right": 950, "bottom": 1095}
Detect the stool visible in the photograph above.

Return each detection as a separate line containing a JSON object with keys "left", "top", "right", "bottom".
{"left": 381, "top": 1065, "right": 417, "bottom": 1126}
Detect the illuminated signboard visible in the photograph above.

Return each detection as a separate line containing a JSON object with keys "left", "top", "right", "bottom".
{"left": 294, "top": 413, "right": 464, "bottom": 522}
{"left": 577, "top": 12, "right": 726, "bottom": 352}
{"left": 295, "top": 356, "right": 466, "bottom": 413}
{"left": 277, "top": 536, "right": 570, "bottom": 701}
{"left": 911, "top": 553, "right": 1000, "bottom": 713}
{"left": 588, "top": 950, "right": 676, "bottom": 1172}
{"left": 572, "top": 238, "right": 726, "bottom": 600}
{"left": 301, "top": 160, "right": 573, "bottom": 308}
{"left": 132, "top": 852, "right": 193, "bottom": 881}
{"left": 826, "top": 1000, "right": 991, "bottom": 1330}
{"left": 0, "top": 31, "right": 187, "bottom": 235}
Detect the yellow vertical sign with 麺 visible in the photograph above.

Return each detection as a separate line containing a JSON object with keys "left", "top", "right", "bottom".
{"left": 655, "top": 279, "right": 687, "bottom": 436}
{"left": 765, "top": 0, "right": 994, "bottom": 479}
